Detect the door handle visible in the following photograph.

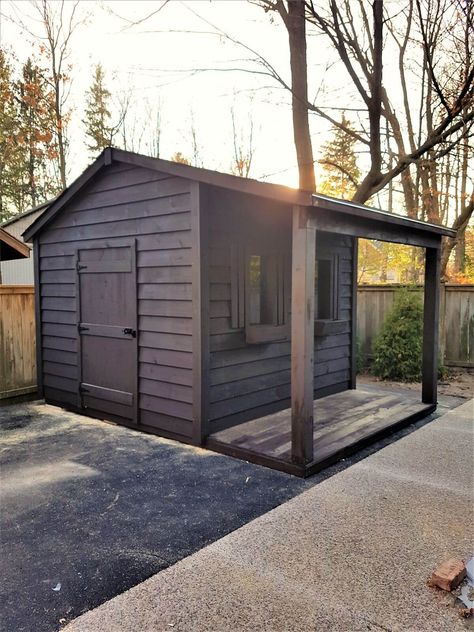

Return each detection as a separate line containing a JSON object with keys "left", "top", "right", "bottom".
{"left": 123, "top": 328, "right": 136, "bottom": 337}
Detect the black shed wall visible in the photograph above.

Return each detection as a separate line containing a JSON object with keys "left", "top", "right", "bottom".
{"left": 37, "top": 162, "right": 197, "bottom": 441}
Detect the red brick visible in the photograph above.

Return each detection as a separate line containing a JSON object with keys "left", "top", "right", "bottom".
{"left": 430, "top": 559, "right": 466, "bottom": 591}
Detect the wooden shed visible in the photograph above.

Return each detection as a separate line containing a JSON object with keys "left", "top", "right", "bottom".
{"left": 24, "top": 148, "right": 455, "bottom": 476}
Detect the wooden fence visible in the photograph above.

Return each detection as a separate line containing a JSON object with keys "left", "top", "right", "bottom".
{"left": 357, "top": 284, "right": 474, "bottom": 368}
{"left": 0, "top": 285, "right": 37, "bottom": 400}
{"left": 0, "top": 283, "right": 471, "bottom": 402}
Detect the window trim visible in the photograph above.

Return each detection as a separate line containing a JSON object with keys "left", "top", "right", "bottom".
{"left": 245, "top": 248, "right": 288, "bottom": 344}
{"left": 314, "top": 253, "right": 340, "bottom": 335}
{"left": 230, "top": 244, "right": 289, "bottom": 344}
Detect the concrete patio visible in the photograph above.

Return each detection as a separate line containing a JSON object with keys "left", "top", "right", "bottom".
{"left": 64, "top": 399, "right": 473, "bottom": 632}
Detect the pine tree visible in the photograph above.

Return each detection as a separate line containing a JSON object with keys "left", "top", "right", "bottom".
{"left": 15, "top": 57, "right": 58, "bottom": 209}
{"left": 0, "top": 51, "right": 58, "bottom": 220}
{"left": 0, "top": 49, "right": 21, "bottom": 220}
{"left": 319, "top": 115, "right": 360, "bottom": 199}
{"left": 83, "top": 64, "right": 114, "bottom": 157}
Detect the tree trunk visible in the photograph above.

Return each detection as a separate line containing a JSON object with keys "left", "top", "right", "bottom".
{"left": 381, "top": 89, "right": 418, "bottom": 217}
{"left": 287, "top": 1, "right": 315, "bottom": 192}
{"left": 454, "top": 233, "right": 465, "bottom": 273}
{"left": 352, "top": 0, "right": 384, "bottom": 204}
{"left": 55, "top": 87, "right": 67, "bottom": 189}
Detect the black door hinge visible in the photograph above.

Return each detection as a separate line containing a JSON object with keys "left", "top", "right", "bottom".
{"left": 123, "top": 327, "right": 137, "bottom": 338}
{"left": 78, "top": 324, "right": 89, "bottom": 332}
{"left": 76, "top": 261, "right": 87, "bottom": 271}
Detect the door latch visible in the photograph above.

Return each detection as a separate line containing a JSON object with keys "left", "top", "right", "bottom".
{"left": 123, "top": 328, "right": 136, "bottom": 337}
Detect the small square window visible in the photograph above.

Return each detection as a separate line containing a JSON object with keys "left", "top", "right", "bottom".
{"left": 248, "top": 254, "right": 279, "bottom": 325}
{"left": 244, "top": 250, "right": 288, "bottom": 344}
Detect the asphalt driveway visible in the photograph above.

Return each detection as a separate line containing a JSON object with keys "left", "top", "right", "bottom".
{"left": 0, "top": 394, "right": 464, "bottom": 632}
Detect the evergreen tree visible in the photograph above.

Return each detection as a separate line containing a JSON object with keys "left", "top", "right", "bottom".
{"left": 16, "top": 57, "right": 58, "bottom": 209}
{"left": 319, "top": 115, "right": 360, "bottom": 199}
{"left": 0, "top": 51, "right": 58, "bottom": 220}
{"left": 83, "top": 64, "right": 114, "bottom": 157}
{"left": 0, "top": 49, "right": 21, "bottom": 220}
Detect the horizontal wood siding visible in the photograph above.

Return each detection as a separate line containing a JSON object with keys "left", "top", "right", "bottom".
{"left": 38, "top": 162, "right": 194, "bottom": 439}
{"left": 206, "top": 189, "right": 352, "bottom": 432}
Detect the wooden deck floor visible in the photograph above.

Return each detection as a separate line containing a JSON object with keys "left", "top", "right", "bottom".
{"left": 206, "top": 386, "right": 435, "bottom": 477}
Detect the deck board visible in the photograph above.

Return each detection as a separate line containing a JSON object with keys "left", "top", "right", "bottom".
{"left": 206, "top": 386, "right": 435, "bottom": 476}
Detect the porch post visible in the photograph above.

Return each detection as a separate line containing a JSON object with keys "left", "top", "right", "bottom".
{"left": 291, "top": 205, "right": 316, "bottom": 465}
{"left": 422, "top": 246, "right": 441, "bottom": 405}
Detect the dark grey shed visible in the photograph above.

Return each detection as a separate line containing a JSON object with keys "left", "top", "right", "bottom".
{"left": 24, "top": 148, "right": 455, "bottom": 476}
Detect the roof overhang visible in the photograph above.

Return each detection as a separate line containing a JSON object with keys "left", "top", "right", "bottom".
{"left": 0, "top": 228, "right": 31, "bottom": 261}
{"left": 312, "top": 194, "right": 455, "bottom": 248}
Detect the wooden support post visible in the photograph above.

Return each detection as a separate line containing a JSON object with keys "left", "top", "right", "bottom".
{"left": 422, "top": 246, "right": 441, "bottom": 405}
{"left": 291, "top": 206, "right": 316, "bottom": 464}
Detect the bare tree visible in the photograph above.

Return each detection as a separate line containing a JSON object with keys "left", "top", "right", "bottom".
{"left": 440, "top": 192, "right": 474, "bottom": 276}
{"left": 256, "top": 0, "right": 473, "bottom": 276}
{"left": 144, "top": 98, "right": 162, "bottom": 158}
{"left": 303, "top": 0, "right": 473, "bottom": 203}
{"left": 231, "top": 102, "right": 255, "bottom": 177}
{"left": 263, "top": 1, "right": 315, "bottom": 190}
{"left": 189, "top": 110, "right": 202, "bottom": 168}
{"left": 32, "top": 0, "right": 84, "bottom": 188}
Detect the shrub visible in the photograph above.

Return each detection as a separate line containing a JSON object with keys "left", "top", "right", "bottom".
{"left": 372, "top": 289, "right": 423, "bottom": 382}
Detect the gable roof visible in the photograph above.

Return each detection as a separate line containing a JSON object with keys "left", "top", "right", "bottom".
{"left": 0, "top": 228, "right": 31, "bottom": 261}
{"left": 23, "top": 147, "right": 456, "bottom": 242}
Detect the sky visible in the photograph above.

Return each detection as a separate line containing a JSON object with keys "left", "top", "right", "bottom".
{"left": 2, "top": 0, "right": 325, "bottom": 188}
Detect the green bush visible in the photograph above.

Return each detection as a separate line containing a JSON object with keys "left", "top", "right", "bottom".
{"left": 372, "top": 289, "right": 423, "bottom": 382}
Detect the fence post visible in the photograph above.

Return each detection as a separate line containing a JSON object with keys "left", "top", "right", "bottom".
{"left": 438, "top": 282, "right": 446, "bottom": 365}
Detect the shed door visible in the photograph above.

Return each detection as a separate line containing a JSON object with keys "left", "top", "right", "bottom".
{"left": 76, "top": 243, "right": 138, "bottom": 425}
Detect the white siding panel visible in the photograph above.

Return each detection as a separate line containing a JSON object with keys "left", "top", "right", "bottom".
{"left": 1, "top": 208, "right": 43, "bottom": 285}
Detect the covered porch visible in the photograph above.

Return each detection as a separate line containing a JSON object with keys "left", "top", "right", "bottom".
{"left": 206, "top": 385, "right": 435, "bottom": 477}
{"left": 206, "top": 195, "right": 454, "bottom": 477}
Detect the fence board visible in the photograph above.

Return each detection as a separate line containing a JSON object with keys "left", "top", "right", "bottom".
{"left": 357, "top": 284, "right": 474, "bottom": 368}
{"left": 444, "top": 285, "right": 474, "bottom": 367}
{"left": 0, "top": 285, "right": 37, "bottom": 398}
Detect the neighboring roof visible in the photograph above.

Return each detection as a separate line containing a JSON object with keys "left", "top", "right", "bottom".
{"left": 0, "top": 228, "right": 31, "bottom": 261}
{"left": 23, "top": 147, "right": 456, "bottom": 242}
{"left": 1, "top": 199, "right": 53, "bottom": 229}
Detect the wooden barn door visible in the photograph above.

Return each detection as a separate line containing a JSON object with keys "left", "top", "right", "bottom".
{"left": 76, "top": 242, "right": 138, "bottom": 425}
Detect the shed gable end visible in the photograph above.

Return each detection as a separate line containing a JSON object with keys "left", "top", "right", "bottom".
{"left": 36, "top": 161, "right": 198, "bottom": 441}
